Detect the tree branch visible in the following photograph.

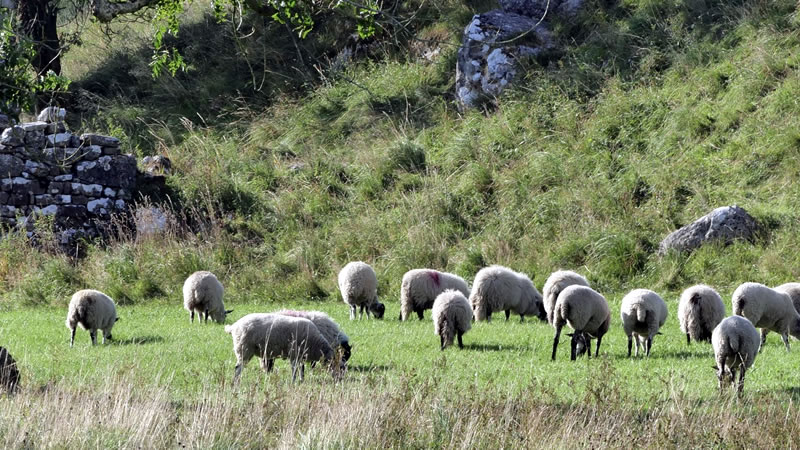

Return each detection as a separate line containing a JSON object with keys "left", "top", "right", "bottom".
{"left": 90, "top": 0, "right": 160, "bottom": 23}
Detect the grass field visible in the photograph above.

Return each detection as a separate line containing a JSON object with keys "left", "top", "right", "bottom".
{"left": 2, "top": 294, "right": 800, "bottom": 447}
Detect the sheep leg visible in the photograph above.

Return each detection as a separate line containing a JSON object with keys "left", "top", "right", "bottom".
{"left": 70, "top": 327, "right": 76, "bottom": 347}
{"left": 204, "top": 309, "right": 209, "bottom": 323}
{"left": 686, "top": 333, "right": 691, "bottom": 346}
{"left": 486, "top": 305, "right": 492, "bottom": 322}
{"left": 291, "top": 362, "right": 298, "bottom": 383}
{"left": 551, "top": 326, "right": 562, "bottom": 361}
{"left": 627, "top": 335, "right": 633, "bottom": 357}
{"left": 440, "top": 335, "right": 445, "bottom": 351}
{"left": 781, "top": 333, "right": 791, "bottom": 352}
{"left": 646, "top": 336, "right": 653, "bottom": 357}
{"left": 233, "top": 363, "right": 243, "bottom": 386}
{"left": 595, "top": 335, "right": 603, "bottom": 358}
{"left": 457, "top": 332, "right": 464, "bottom": 349}
{"left": 760, "top": 328, "right": 768, "bottom": 352}
{"left": 300, "top": 363, "right": 305, "bottom": 381}
{"left": 737, "top": 365, "right": 746, "bottom": 395}
{"left": 190, "top": 310, "right": 195, "bottom": 323}
{"left": 505, "top": 310, "right": 510, "bottom": 321}
{"left": 717, "top": 360, "right": 726, "bottom": 391}
{"left": 90, "top": 329, "right": 97, "bottom": 346}
{"left": 416, "top": 309, "right": 424, "bottom": 320}
{"left": 349, "top": 305, "right": 356, "bottom": 320}
{"left": 519, "top": 314, "right": 525, "bottom": 323}
{"left": 359, "top": 305, "right": 365, "bottom": 319}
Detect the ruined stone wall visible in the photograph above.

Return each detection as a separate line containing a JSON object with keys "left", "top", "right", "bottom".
{"left": 0, "top": 108, "right": 137, "bottom": 245}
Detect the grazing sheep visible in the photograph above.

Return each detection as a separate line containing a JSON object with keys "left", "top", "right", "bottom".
{"left": 620, "top": 289, "right": 668, "bottom": 357}
{"left": 183, "top": 271, "right": 232, "bottom": 324}
{"left": 400, "top": 269, "right": 469, "bottom": 321}
{"left": 551, "top": 285, "right": 610, "bottom": 361}
{"left": 774, "top": 282, "right": 800, "bottom": 315}
{"left": 678, "top": 285, "right": 726, "bottom": 345}
{"left": 542, "top": 270, "right": 590, "bottom": 325}
{"left": 732, "top": 282, "right": 800, "bottom": 352}
{"left": 276, "top": 309, "right": 352, "bottom": 364}
{"left": 338, "top": 262, "right": 385, "bottom": 320}
{"left": 712, "top": 315, "right": 760, "bottom": 394}
{"left": 225, "top": 314, "right": 335, "bottom": 383}
{"left": 432, "top": 290, "right": 473, "bottom": 350}
{"left": 65, "top": 289, "right": 118, "bottom": 347}
{"left": 470, "top": 265, "right": 545, "bottom": 322}
{"left": 0, "top": 347, "right": 19, "bottom": 395}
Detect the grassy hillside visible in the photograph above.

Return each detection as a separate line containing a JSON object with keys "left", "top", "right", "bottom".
{"left": 2, "top": 0, "right": 800, "bottom": 446}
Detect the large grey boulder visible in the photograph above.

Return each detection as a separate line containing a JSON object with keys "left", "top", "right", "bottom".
{"left": 658, "top": 205, "right": 760, "bottom": 255}
{"left": 456, "top": 10, "right": 552, "bottom": 109}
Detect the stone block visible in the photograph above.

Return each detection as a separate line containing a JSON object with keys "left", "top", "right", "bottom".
{"left": 46, "top": 133, "right": 72, "bottom": 148}
{"left": 20, "top": 122, "right": 48, "bottom": 132}
{"left": 81, "top": 134, "right": 120, "bottom": 147}
{"left": 1, "top": 126, "right": 24, "bottom": 146}
{"left": 37, "top": 107, "right": 67, "bottom": 123}
{"left": 0, "top": 154, "right": 24, "bottom": 177}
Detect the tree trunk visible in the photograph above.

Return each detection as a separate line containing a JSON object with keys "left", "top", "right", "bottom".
{"left": 17, "top": 0, "right": 61, "bottom": 76}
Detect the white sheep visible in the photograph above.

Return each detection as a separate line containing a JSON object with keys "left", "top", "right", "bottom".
{"left": 338, "top": 261, "right": 385, "bottom": 320}
{"left": 224, "top": 313, "right": 335, "bottom": 383}
{"left": 470, "top": 265, "right": 545, "bottom": 322}
{"left": 551, "top": 285, "right": 610, "bottom": 361}
{"left": 432, "top": 289, "right": 473, "bottom": 350}
{"left": 732, "top": 282, "right": 800, "bottom": 352}
{"left": 276, "top": 309, "right": 351, "bottom": 364}
{"left": 678, "top": 284, "right": 725, "bottom": 345}
{"left": 400, "top": 269, "right": 469, "bottom": 321}
{"left": 712, "top": 315, "right": 761, "bottom": 394}
{"left": 620, "top": 289, "right": 668, "bottom": 357}
{"left": 775, "top": 282, "right": 800, "bottom": 315}
{"left": 65, "top": 289, "right": 118, "bottom": 346}
{"left": 0, "top": 346, "right": 19, "bottom": 395}
{"left": 183, "top": 271, "right": 232, "bottom": 323}
{"left": 542, "top": 270, "right": 590, "bottom": 325}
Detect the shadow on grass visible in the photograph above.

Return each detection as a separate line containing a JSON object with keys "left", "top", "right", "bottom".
{"left": 111, "top": 335, "right": 166, "bottom": 346}
{"left": 464, "top": 343, "right": 527, "bottom": 352}
{"left": 345, "top": 364, "right": 391, "bottom": 374}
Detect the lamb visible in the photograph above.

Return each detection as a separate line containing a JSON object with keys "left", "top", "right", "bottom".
{"left": 338, "top": 261, "right": 385, "bottom": 320}
{"left": 224, "top": 313, "right": 335, "bottom": 383}
{"left": 712, "top": 315, "right": 761, "bottom": 394}
{"left": 732, "top": 282, "right": 800, "bottom": 352}
{"left": 542, "top": 270, "right": 590, "bottom": 325}
{"left": 470, "top": 265, "right": 545, "bottom": 322}
{"left": 432, "top": 290, "right": 473, "bottom": 350}
{"left": 678, "top": 284, "right": 725, "bottom": 345}
{"left": 551, "top": 285, "right": 610, "bottom": 361}
{"left": 400, "top": 269, "right": 470, "bottom": 321}
{"left": 65, "top": 289, "right": 118, "bottom": 346}
{"left": 0, "top": 346, "right": 19, "bottom": 395}
{"left": 183, "top": 271, "right": 233, "bottom": 323}
{"left": 620, "top": 289, "right": 668, "bottom": 357}
{"left": 276, "top": 309, "right": 352, "bottom": 364}
{"left": 774, "top": 282, "right": 800, "bottom": 315}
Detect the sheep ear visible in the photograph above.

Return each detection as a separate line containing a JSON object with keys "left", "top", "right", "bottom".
{"left": 656, "top": 332, "right": 663, "bottom": 335}
{"left": 115, "top": 317, "right": 120, "bottom": 322}
{"left": 711, "top": 365, "right": 718, "bottom": 370}
{"left": 225, "top": 309, "right": 234, "bottom": 314}
{"left": 566, "top": 333, "right": 574, "bottom": 337}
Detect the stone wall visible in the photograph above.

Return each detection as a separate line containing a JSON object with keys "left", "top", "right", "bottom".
{"left": 0, "top": 107, "right": 137, "bottom": 247}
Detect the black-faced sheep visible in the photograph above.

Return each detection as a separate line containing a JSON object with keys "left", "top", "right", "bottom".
{"left": 224, "top": 313, "right": 335, "bottom": 383}
{"left": 470, "top": 265, "right": 545, "bottom": 322}
{"left": 338, "top": 261, "right": 385, "bottom": 320}
{"left": 432, "top": 290, "right": 472, "bottom": 350}
{"left": 551, "top": 285, "right": 610, "bottom": 361}
{"left": 400, "top": 269, "right": 469, "bottom": 321}
{"left": 65, "top": 289, "right": 118, "bottom": 346}
{"left": 678, "top": 284, "right": 725, "bottom": 345}
{"left": 620, "top": 289, "right": 668, "bottom": 357}
{"left": 183, "top": 271, "right": 232, "bottom": 323}
{"left": 712, "top": 315, "right": 760, "bottom": 394}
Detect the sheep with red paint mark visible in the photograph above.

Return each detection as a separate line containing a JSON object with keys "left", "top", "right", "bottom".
{"left": 400, "top": 269, "right": 470, "bottom": 321}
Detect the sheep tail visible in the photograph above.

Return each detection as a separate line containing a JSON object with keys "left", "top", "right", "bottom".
{"left": 636, "top": 306, "right": 647, "bottom": 323}
{"left": 400, "top": 280, "right": 412, "bottom": 321}
{"left": 440, "top": 316, "right": 454, "bottom": 348}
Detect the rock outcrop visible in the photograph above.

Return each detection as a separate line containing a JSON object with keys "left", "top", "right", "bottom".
{"left": 658, "top": 205, "right": 760, "bottom": 255}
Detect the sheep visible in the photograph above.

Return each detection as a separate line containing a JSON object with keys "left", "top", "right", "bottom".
{"left": 432, "top": 290, "right": 473, "bottom": 350}
{"left": 183, "top": 271, "right": 233, "bottom": 324}
{"left": 224, "top": 313, "right": 335, "bottom": 383}
{"left": 0, "top": 346, "right": 19, "bottom": 395}
{"left": 542, "top": 270, "right": 590, "bottom": 325}
{"left": 66, "top": 289, "right": 118, "bottom": 347}
{"left": 678, "top": 284, "right": 726, "bottom": 345}
{"left": 712, "top": 315, "right": 761, "bottom": 394}
{"left": 400, "top": 269, "right": 470, "bottom": 321}
{"left": 774, "top": 282, "right": 800, "bottom": 315}
{"left": 620, "top": 289, "right": 668, "bottom": 357}
{"left": 551, "top": 285, "right": 610, "bottom": 361}
{"left": 732, "top": 282, "right": 800, "bottom": 352}
{"left": 470, "top": 265, "right": 545, "bottom": 322}
{"left": 338, "top": 261, "right": 385, "bottom": 320}
{"left": 276, "top": 309, "right": 352, "bottom": 364}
